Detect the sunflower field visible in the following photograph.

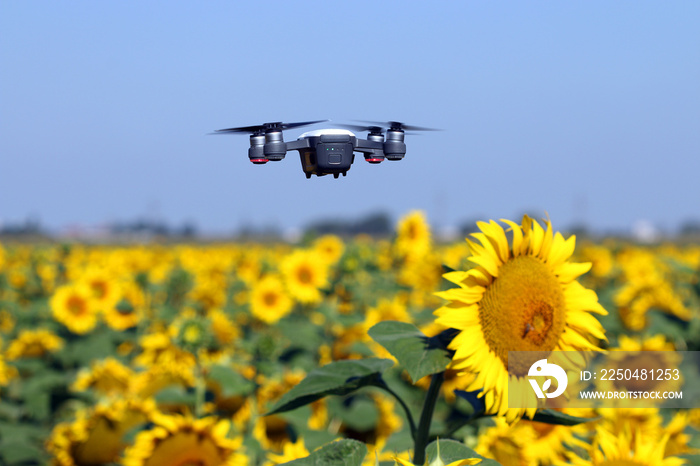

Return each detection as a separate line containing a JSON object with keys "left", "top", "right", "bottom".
{"left": 0, "top": 211, "right": 698, "bottom": 465}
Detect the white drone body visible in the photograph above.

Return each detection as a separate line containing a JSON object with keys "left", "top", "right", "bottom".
{"left": 298, "top": 128, "right": 356, "bottom": 138}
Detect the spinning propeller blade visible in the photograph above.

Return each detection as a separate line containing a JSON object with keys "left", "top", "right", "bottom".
{"left": 211, "top": 120, "right": 328, "bottom": 135}
{"left": 356, "top": 120, "right": 441, "bottom": 132}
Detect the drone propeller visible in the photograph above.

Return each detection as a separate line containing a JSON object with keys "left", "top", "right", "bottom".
{"left": 356, "top": 120, "right": 441, "bottom": 132}
{"left": 212, "top": 120, "right": 328, "bottom": 135}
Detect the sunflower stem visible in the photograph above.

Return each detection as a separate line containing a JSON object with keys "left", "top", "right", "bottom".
{"left": 374, "top": 381, "right": 417, "bottom": 441}
{"left": 194, "top": 363, "right": 205, "bottom": 418}
{"left": 413, "top": 371, "right": 444, "bottom": 465}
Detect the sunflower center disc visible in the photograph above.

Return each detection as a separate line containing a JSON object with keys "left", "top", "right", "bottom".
{"left": 598, "top": 461, "right": 643, "bottom": 466}
{"left": 67, "top": 296, "right": 87, "bottom": 316}
{"left": 479, "top": 255, "right": 566, "bottom": 376}
{"left": 263, "top": 291, "right": 278, "bottom": 307}
{"left": 297, "top": 267, "right": 313, "bottom": 284}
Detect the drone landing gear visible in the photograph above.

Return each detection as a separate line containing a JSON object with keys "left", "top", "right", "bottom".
{"left": 306, "top": 171, "right": 347, "bottom": 179}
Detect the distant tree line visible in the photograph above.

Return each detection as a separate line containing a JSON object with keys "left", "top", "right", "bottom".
{"left": 109, "top": 219, "right": 198, "bottom": 238}
{"left": 304, "top": 212, "right": 393, "bottom": 237}
{"left": 2, "top": 215, "right": 700, "bottom": 241}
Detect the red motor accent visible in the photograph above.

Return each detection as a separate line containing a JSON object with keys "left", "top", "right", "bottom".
{"left": 365, "top": 158, "right": 383, "bottom": 164}
{"left": 250, "top": 158, "right": 269, "bottom": 164}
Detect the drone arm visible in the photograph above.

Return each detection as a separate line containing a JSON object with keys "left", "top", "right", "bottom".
{"left": 353, "top": 138, "right": 383, "bottom": 153}
{"left": 353, "top": 138, "right": 386, "bottom": 163}
{"left": 285, "top": 139, "right": 312, "bottom": 151}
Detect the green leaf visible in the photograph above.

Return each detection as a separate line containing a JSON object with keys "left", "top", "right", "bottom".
{"left": 0, "top": 422, "right": 48, "bottom": 442}
{"left": 206, "top": 365, "right": 255, "bottom": 398}
{"left": 453, "top": 390, "right": 486, "bottom": 419}
{"left": 327, "top": 397, "right": 379, "bottom": 431}
{"left": 425, "top": 439, "right": 501, "bottom": 465}
{"left": 530, "top": 409, "right": 598, "bottom": 426}
{"left": 154, "top": 386, "right": 197, "bottom": 407}
{"left": 680, "top": 454, "right": 700, "bottom": 466}
{"left": 57, "top": 331, "right": 116, "bottom": 366}
{"left": 266, "top": 358, "right": 394, "bottom": 416}
{"left": 278, "top": 316, "right": 324, "bottom": 352}
{"left": 24, "top": 391, "right": 51, "bottom": 421}
{"left": 368, "top": 321, "right": 452, "bottom": 383}
{"left": 0, "top": 401, "right": 23, "bottom": 422}
{"left": 0, "top": 438, "right": 46, "bottom": 464}
{"left": 280, "top": 439, "right": 368, "bottom": 466}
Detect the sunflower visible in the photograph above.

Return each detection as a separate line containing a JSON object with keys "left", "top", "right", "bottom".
{"left": 663, "top": 411, "right": 697, "bottom": 457}
{"left": 0, "top": 354, "right": 17, "bottom": 386}
{"left": 249, "top": 275, "right": 294, "bottom": 324}
{"left": 474, "top": 418, "right": 535, "bottom": 466}
{"left": 567, "top": 426, "right": 686, "bottom": 466}
{"left": 253, "top": 415, "right": 295, "bottom": 453}
{"left": 594, "top": 335, "right": 682, "bottom": 402}
{"left": 613, "top": 248, "right": 691, "bottom": 330}
{"left": 360, "top": 296, "right": 411, "bottom": 359}
{"left": 363, "top": 296, "right": 411, "bottom": 330}
{"left": 47, "top": 398, "right": 155, "bottom": 466}
{"left": 594, "top": 407, "right": 663, "bottom": 445}
{"left": 77, "top": 266, "right": 122, "bottom": 312}
{"left": 415, "top": 368, "right": 476, "bottom": 403}
{"left": 50, "top": 283, "right": 99, "bottom": 334}
{"left": 122, "top": 413, "right": 248, "bottom": 466}
{"left": 435, "top": 216, "right": 607, "bottom": 422}
{"left": 208, "top": 308, "right": 240, "bottom": 345}
{"left": 313, "top": 234, "right": 345, "bottom": 265}
{"left": 233, "top": 250, "right": 263, "bottom": 285}
{"left": 205, "top": 378, "right": 253, "bottom": 429}
{"left": 131, "top": 331, "right": 197, "bottom": 401}
{"left": 135, "top": 326, "right": 198, "bottom": 367}
{"left": 189, "top": 277, "right": 228, "bottom": 311}
{"left": 395, "top": 210, "right": 432, "bottom": 260}
{"left": 689, "top": 408, "right": 700, "bottom": 430}
{"left": 398, "top": 251, "right": 444, "bottom": 307}
{"left": 255, "top": 370, "right": 306, "bottom": 412}
{"left": 4, "top": 328, "right": 64, "bottom": 360}
{"left": 253, "top": 370, "right": 309, "bottom": 451}
{"left": 578, "top": 244, "right": 614, "bottom": 280}
{"left": 333, "top": 392, "right": 402, "bottom": 459}
{"left": 521, "top": 410, "right": 591, "bottom": 465}
{"left": 174, "top": 315, "right": 216, "bottom": 354}
{"left": 263, "top": 438, "right": 310, "bottom": 466}
{"left": 395, "top": 452, "right": 481, "bottom": 465}
{"left": 280, "top": 250, "right": 329, "bottom": 305}
{"left": 0, "top": 309, "right": 15, "bottom": 333}
{"left": 131, "top": 364, "right": 196, "bottom": 409}
{"left": 37, "top": 262, "right": 59, "bottom": 293}
{"left": 102, "top": 280, "right": 146, "bottom": 331}
{"left": 72, "top": 357, "right": 135, "bottom": 396}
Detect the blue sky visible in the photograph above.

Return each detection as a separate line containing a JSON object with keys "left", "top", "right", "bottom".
{"left": 2, "top": 1, "right": 699, "bottom": 235}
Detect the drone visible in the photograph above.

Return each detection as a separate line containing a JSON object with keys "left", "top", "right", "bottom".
{"left": 211, "top": 120, "right": 437, "bottom": 179}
